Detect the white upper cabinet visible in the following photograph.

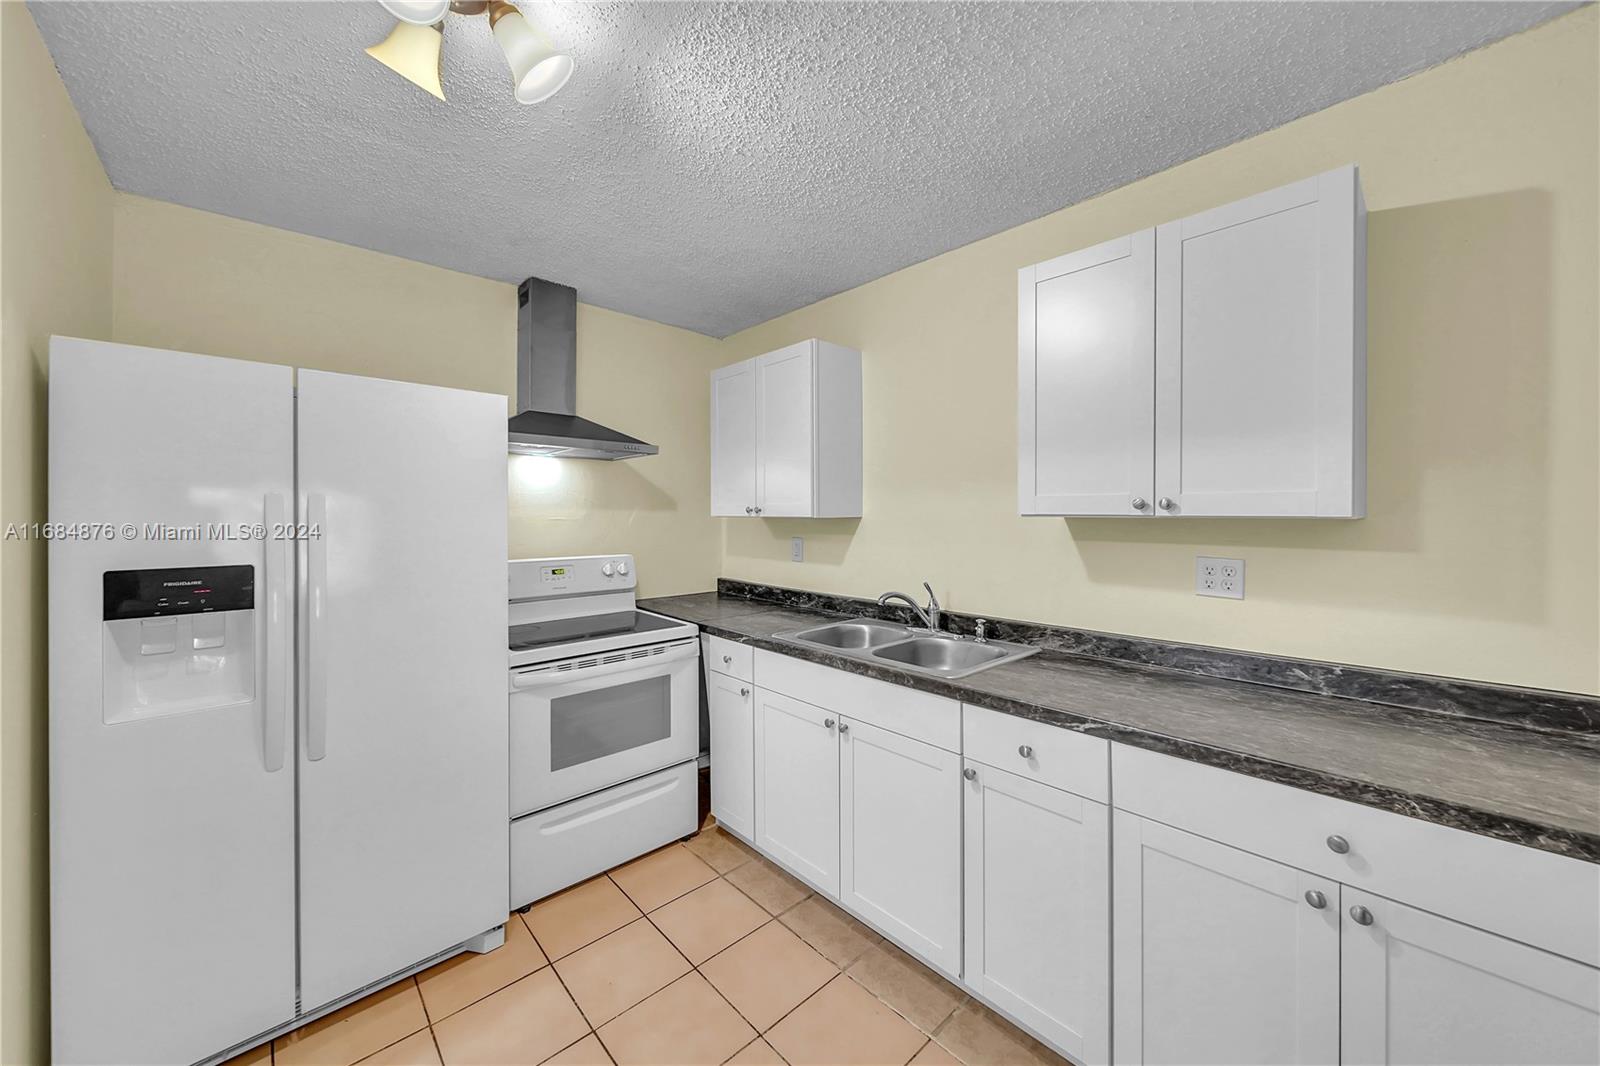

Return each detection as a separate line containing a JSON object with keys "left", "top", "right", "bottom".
{"left": 1019, "top": 165, "right": 1365, "bottom": 518}
{"left": 710, "top": 339, "right": 862, "bottom": 518}
{"left": 1019, "top": 230, "right": 1156, "bottom": 516}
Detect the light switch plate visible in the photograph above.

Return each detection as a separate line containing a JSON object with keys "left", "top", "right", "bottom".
{"left": 1197, "top": 556, "right": 1244, "bottom": 599}
{"left": 791, "top": 536, "right": 804, "bottom": 563}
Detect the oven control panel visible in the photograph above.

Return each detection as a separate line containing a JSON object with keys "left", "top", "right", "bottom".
{"left": 510, "top": 555, "right": 636, "bottom": 600}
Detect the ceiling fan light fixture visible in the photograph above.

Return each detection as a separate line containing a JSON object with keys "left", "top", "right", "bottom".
{"left": 365, "top": 19, "right": 446, "bottom": 101}
{"left": 378, "top": 0, "right": 452, "bottom": 26}
{"left": 488, "top": 1, "right": 574, "bottom": 104}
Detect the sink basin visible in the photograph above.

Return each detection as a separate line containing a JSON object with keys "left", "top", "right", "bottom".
{"left": 785, "top": 619, "right": 910, "bottom": 650}
{"left": 775, "top": 618, "right": 1038, "bottom": 679}
{"left": 872, "top": 636, "right": 1012, "bottom": 675}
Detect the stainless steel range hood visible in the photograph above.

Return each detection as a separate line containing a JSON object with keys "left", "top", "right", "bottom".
{"left": 508, "top": 277, "right": 658, "bottom": 460}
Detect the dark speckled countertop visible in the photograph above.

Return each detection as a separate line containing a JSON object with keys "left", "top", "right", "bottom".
{"left": 641, "top": 592, "right": 1600, "bottom": 863}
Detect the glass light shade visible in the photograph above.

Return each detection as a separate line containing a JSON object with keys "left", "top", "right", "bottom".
{"left": 365, "top": 20, "right": 446, "bottom": 101}
{"left": 490, "top": 8, "right": 574, "bottom": 104}
{"left": 379, "top": 0, "right": 451, "bottom": 26}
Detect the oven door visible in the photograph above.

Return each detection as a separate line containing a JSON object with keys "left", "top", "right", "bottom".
{"left": 509, "top": 638, "right": 700, "bottom": 817}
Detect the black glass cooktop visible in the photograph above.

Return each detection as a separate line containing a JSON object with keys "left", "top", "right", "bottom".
{"left": 508, "top": 610, "right": 682, "bottom": 651}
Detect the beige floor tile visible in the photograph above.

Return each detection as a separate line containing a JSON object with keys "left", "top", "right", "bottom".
{"left": 908, "top": 1040, "right": 961, "bottom": 1065}
{"left": 684, "top": 826, "right": 758, "bottom": 874}
{"left": 432, "top": 969, "right": 589, "bottom": 1066}
{"left": 847, "top": 942, "right": 965, "bottom": 1033}
{"left": 541, "top": 1034, "right": 614, "bottom": 1066}
{"left": 766, "top": 975, "right": 928, "bottom": 1066}
{"left": 724, "top": 858, "right": 811, "bottom": 916}
{"left": 778, "top": 896, "right": 882, "bottom": 968}
{"left": 597, "top": 972, "right": 756, "bottom": 1066}
{"left": 417, "top": 916, "right": 547, "bottom": 1022}
{"left": 609, "top": 844, "right": 718, "bottom": 912}
{"left": 524, "top": 876, "right": 643, "bottom": 960}
{"left": 222, "top": 1041, "right": 272, "bottom": 1066}
{"left": 726, "top": 1037, "right": 787, "bottom": 1065}
{"left": 276, "top": 979, "right": 429, "bottom": 1066}
{"left": 932, "top": 1000, "right": 1068, "bottom": 1066}
{"left": 649, "top": 879, "right": 769, "bottom": 964}
{"left": 555, "top": 917, "right": 693, "bottom": 1025}
{"left": 700, "top": 921, "right": 836, "bottom": 1030}
{"left": 356, "top": 1031, "right": 442, "bottom": 1066}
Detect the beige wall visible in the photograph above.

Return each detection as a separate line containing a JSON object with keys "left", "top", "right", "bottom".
{"left": 111, "top": 194, "right": 725, "bottom": 599}
{"left": 0, "top": 3, "right": 116, "bottom": 1061}
{"left": 719, "top": 8, "right": 1600, "bottom": 696}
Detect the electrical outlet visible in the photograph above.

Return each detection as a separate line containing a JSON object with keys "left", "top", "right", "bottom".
{"left": 791, "top": 536, "right": 804, "bottom": 563}
{"left": 1196, "top": 556, "right": 1244, "bottom": 599}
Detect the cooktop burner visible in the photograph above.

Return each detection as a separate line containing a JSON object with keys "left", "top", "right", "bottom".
{"left": 508, "top": 610, "right": 684, "bottom": 652}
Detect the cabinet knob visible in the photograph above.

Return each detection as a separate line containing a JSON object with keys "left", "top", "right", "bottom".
{"left": 755, "top": 506, "right": 763, "bottom": 515}
{"left": 1131, "top": 497, "right": 1148, "bottom": 511}
{"left": 722, "top": 654, "right": 733, "bottom": 664}
{"left": 963, "top": 767, "right": 977, "bottom": 781}
{"left": 739, "top": 687, "right": 749, "bottom": 697}
{"left": 1018, "top": 744, "right": 1033, "bottom": 759}
{"left": 1304, "top": 889, "right": 1327, "bottom": 910}
{"left": 823, "top": 718, "right": 835, "bottom": 730}
{"left": 1157, "top": 497, "right": 1175, "bottom": 511}
{"left": 745, "top": 506, "right": 754, "bottom": 514}
{"left": 1326, "top": 834, "right": 1351, "bottom": 855}
{"left": 1349, "top": 905, "right": 1375, "bottom": 927}
{"left": 838, "top": 722, "right": 850, "bottom": 734}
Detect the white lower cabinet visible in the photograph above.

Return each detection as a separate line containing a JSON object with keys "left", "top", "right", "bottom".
{"left": 964, "top": 760, "right": 1109, "bottom": 1065}
{"left": 1113, "top": 811, "right": 1340, "bottom": 1066}
{"left": 840, "top": 717, "right": 963, "bottom": 977}
{"left": 706, "top": 668, "right": 754, "bottom": 840}
{"left": 753, "top": 688, "right": 840, "bottom": 895}
{"left": 1340, "top": 889, "right": 1600, "bottom": 1066}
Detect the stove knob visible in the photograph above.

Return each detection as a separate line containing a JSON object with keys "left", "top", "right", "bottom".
{"left": 601, "top": 563, "right": 614, "bottom": 577}
{"left": 617, "top": 560, "right": 630, "bottom": 576}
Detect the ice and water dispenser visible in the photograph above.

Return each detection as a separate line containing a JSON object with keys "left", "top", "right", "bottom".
{"left": 101, "top": 565, "right": 256, "bottom": 723}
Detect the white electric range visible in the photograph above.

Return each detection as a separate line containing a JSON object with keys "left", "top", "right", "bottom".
{"left": 507, "top": 555, "right": 701, "bottom": 908}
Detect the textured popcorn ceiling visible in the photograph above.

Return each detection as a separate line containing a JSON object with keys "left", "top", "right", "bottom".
{"left": 30, "top": 1, "right": 1577, "bottom": 336}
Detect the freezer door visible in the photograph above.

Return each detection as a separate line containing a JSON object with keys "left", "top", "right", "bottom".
{"left": 48, "top": 338, "right": 297, "bottom": 1065}
{"left": 295, "top": 369, "right": 509, "bottom": 1009}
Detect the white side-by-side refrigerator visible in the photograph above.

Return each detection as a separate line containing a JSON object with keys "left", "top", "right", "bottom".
{"left": 48, "top": 337, "right": 509, "bottom": 1065}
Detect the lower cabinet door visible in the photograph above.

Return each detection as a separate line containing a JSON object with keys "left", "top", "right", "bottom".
{"left": 1112, "top": 812, "right": 1339, "bottom": 1066}
{"left": 754, "top": 688, "right": 840, "bottom": 895}
{"left": 964, "top": 761, "right": 1109, "bottom": 1064}
{"left": 1340, "top": 889, "right": 1600, "bottom": 1066}
{"left": 707, "top": 670, "right": 755, "bottom": 840}
{"left": 839, "top": 717, "right": 963, "bottom": 976}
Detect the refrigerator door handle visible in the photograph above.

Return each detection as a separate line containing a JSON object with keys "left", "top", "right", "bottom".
{"left": 262, "top": 493, "right": 289, "bottom": 772}
{"left": 306, "top": 492, "right": 329, "bottom": 761}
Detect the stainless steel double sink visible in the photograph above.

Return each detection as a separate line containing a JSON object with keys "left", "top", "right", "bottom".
{"left": 773, "top": 618, "right": 1038, "bottom": 679}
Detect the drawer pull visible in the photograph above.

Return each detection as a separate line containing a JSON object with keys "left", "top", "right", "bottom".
{"left": 1326, "top": 834, "right": 1351, "bottom": 854}
{"left": 723, "top": 654, "right": 733, "bottom": 664}
{"left": 963, "top": 767, "right": 977, "bottom": 781}
{"left": 1304, "top": 889, "right": 1327, "bottom": 910}
{"left": 1018, "top": 744, "right": 1034, "bottom": 759}
{"left": 1349, "top": 905, "right": 1375, "bottom": 926}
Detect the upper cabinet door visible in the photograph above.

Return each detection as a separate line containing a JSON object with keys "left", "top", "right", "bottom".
{"left": 710, "top": 360, "right": 758, "bottom": 516}
{"left": 1154, "top": 165, "right": 1365, "bottom": 517}
{"left": 1019, "top": 230, "right": 1156, "bottom": 516}
{"left": 756, "top": 341, "right": 817, "bottom": 517}
{"left": 1112, "top": 812, "right": 1339, "bottom": 1066}
{"left": 1341, "top": 890, "right": 1600, "bottom": 1066}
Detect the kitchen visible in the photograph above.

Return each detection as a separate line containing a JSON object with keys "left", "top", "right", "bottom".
{"left": 4, "top": 2, "right": 1598, "bottom": 1065}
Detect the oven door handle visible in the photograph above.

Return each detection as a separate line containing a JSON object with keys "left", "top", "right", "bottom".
{"left": 512, "top": 640, "right": 700, "bottom": 690}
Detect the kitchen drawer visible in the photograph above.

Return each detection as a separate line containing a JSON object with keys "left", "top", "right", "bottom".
{"left": 510, "top": 761, "right": 697, "bottom": 909}
{"left": 1112, "top": 744, "right": 1600, "bottom": 966}
{"left": 703, "top": 634, "right": 753, "bottom": 681}
{"left": 754, "top": 649, "right": 960, "bottom": 751}
{"left": 963, "top": 704, "right": 1109, "bottom": 804}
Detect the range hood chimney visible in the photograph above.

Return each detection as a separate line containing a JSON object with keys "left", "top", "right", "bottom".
{"left": 507, "top": 277, "right": 658, "bottom": 460}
